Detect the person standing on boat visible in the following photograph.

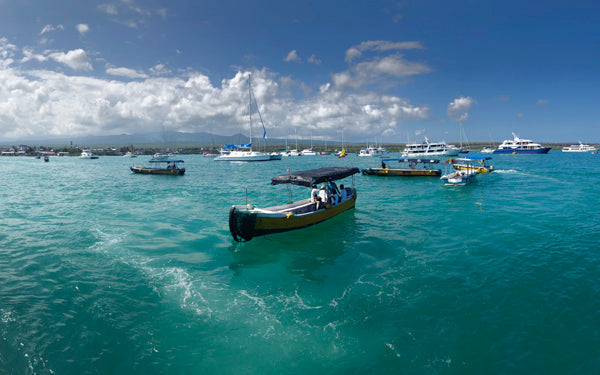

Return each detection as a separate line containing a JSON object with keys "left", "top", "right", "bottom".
{"left": 318, "top": 185, "right": 328, "bottom": 209}
{"left": 311, "top": 184, "right": 319, "bottom": 202}
{"left": 381, "top": 161, "right": 387, "bottom": 169}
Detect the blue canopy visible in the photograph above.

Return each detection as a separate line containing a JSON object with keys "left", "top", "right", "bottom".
{"left": 464, "top": 156, "right": 492, "bottom": 160}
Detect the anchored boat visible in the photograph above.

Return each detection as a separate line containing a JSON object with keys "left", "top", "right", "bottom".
{"left": 362, "top": 158, "right": 441, "bottom": 177}
{"left": 228, "top": 167, "right": 360, "bottom": 242}
{"left": 450, "top": 156, "right": 494, "bottom": 173}
{"left": 130, "top": 158, "right": 185, "bottom": 175}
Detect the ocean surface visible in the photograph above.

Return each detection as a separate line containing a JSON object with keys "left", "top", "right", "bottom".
{"left": 1, "top": 150, "right": 599, "bottom": 374}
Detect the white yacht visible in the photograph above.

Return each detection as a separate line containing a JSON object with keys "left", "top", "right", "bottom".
{"left": 402, "top": 137, "right": 461, "bottom": 157}
{"left": 562, "top": 142, "right": 597, "bottom": 153}
{"left": 493, "top": 133, "right": 551, "bottom": 154}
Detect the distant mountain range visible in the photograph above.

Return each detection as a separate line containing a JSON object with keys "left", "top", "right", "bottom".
{"left": 1, "top": 131, "right": 307, "bottom": 147}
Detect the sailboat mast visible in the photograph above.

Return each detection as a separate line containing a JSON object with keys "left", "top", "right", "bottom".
{"left": 248, "top": 75, "right": 253, "bottom": 148}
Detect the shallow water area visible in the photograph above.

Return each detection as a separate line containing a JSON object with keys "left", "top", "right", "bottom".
{"left": 1, "top": 151, "right": 599, "bottom": 374}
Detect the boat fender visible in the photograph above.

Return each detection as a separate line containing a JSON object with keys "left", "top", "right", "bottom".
{"left": 286, "top": 213, "right": 293, "bottom": 219}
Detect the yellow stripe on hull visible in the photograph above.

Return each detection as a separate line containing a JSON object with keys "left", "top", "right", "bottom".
{"left": 253, "top": 196, "right": 356, "bottom": 232}
{"left": 453, "top": 164, "right": 494, "bottom": 173}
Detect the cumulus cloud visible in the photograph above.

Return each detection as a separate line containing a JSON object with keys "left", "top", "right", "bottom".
{"left": 76, "top": 24, "right": 90, "bottom": 35}
{"left": 536, "top": 99, "right": 548, "bottom": 106}
{"left": 447, "top": 96, "right": 476, "bottom": 123}
{"left": 0, "top": 38, "right": 431, "bottom": 141}
{"left": 106, "top": 67, "right": 148, "bottom": 79}
{"left": 49, "top": 49, "right": 93, "bottom": 71}
{"left": 21, "top": 48, "right": 92, "bottom": 71}
{"left": 284, "top": 50, "right": 300, "bottom": 63}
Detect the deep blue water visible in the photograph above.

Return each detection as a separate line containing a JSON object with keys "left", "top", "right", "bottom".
{"left": 1, "top": 151, "right": 599, "bottom": 374}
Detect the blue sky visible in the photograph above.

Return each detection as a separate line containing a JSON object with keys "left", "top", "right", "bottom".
{"left": 1, "top": 0, "right": 599, "bottom": 144}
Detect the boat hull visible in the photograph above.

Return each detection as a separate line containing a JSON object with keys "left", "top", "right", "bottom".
{"left": 441, "top": 173, "right": 476, "bottom": 186}
{"left": 229, "top": 191, "right": 357, "bottom": 241}
{"left": 130, "top": 166, "right": 185, "bottom": 175}
{"left": 361, "top": 168, "right": 441, "bottom": 177}
{"left": 493, "top": 147, "right": 551, "bottom": 154}
{"left": 214, "top": 153, "right": 273, "bottom": 161}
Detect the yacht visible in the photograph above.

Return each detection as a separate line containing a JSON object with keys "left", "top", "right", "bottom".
{"left": 402, "top": 137, "right": 461, "bottom": 157}
{"left": 562, "top": 142, "right": 597, "bottom": 153}
{"left": 493, "top": 133, "right": 551, "bottom": 154}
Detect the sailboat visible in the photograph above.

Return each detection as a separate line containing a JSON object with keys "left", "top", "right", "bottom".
{"left": 215, "top": 75, "right": 274, "bottom": 162}
{"left": 458, "top": 123, "right": 470, "bottom": 153}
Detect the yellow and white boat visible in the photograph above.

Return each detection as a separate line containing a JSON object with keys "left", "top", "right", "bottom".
{"left": 450, "top": 156, "right": 494, "bottom": 173}
{"left": 228, "top": 167, "right": 359, "bottom": 242}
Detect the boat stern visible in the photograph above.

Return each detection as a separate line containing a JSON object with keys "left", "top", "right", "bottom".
{"left": 229, "top": 205, "right": 259, "bottom": 242}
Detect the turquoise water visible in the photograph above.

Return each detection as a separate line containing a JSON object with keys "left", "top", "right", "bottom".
{"left": 1, "top": 151, "right": 599, "bottom": 374}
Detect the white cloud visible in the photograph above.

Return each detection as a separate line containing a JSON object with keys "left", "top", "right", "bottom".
{"left": 284, "top": 50, "right": 300, "bottom": 63}
{"left": 334, "top": 54, "right": 431, "bottom": 89}
{"left": 536, "top": 99, "right": 548, "bottom": 106}
{"left": 447, "top": 96, "right": 476, "bottom": 123}
{"left": 0, "top": 39, "right": 431, "bottom": 142}
{"left": 345, "top": 40, "right": 424, "bottom": 62}
{"left": 40, "top": 25, "right": 64, "bottom": 35}
{"left": 307, "top": 54, "right": 321, "bottom": 65}
{"left": 76, "top": 24, "right": 90, "bottom": 35}
{"left": 106, "top": 67, "right": 148, "bottom": 79}
{"left": 21, "top": 48, "right": 92, "bottom": 71}
{"left": 48, "top": 49, "right": 93, "bottom": 71}
{"left": 97, "top": 1, "right": 153, "bottom": 28}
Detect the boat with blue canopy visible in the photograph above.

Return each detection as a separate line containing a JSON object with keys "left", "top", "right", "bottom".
{"left": 130, "top": 158, "right": 185, "bottom": 175}
{"left": 228, "top": 167, "right": 359, "bottom": 242}
{"left": 362, "top": 158, "right": 441, "bottom": 177}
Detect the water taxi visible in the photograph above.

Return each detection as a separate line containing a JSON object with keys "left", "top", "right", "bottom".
{"left": 441, "top": 158, "right": 479, "bottom": 186}
{"left": 130, "top": 159, "right": 185, "bottom": 175}
{"left": 362, "top": 158, "right": 441, "bottom": 177}
{"left": 450, "top": 156, "right": 494, "bottom": 173}
{"left": 228, "top": 167, "right": 360, "bottom": 242}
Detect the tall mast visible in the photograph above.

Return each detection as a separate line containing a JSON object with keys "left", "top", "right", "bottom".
{"left": 248, "top": 75, "right": 252, "bottom": 147}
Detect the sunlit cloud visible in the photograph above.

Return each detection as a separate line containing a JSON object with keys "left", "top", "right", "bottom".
{"left": 76, "top": 24, "right": 90, "bottom": 35}
{"left": 447, "top": 96, "right": 476, "bottom": 123}
{"left": 0, "top": 38, "right": 431, "bottom": 141}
